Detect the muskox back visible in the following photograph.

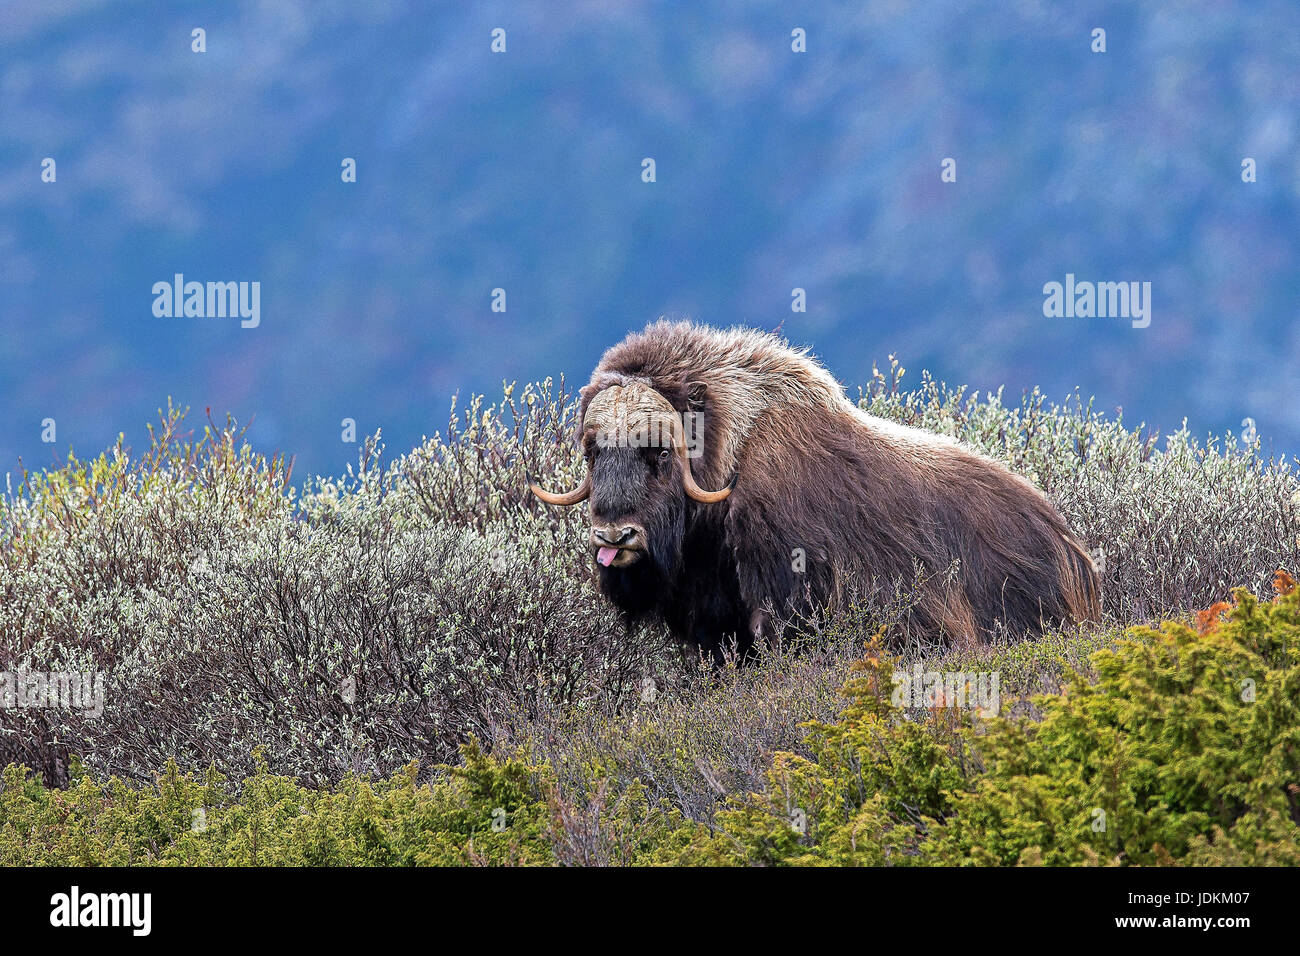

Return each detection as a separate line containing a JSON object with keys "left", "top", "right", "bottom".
{"left": 539, "top": 321, "right": 1100, "bottom": 656}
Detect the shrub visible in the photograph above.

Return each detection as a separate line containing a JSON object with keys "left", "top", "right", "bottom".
{"left": 658, "top": 638, "right": 968, "bottom": 866}
{"left": 922, "top": 572, "right": 1300, "bottom": 865}
{"left": 681, "top": 577, "right": 1300, "bottom": 866}
{"left": 0, "top": 741, "right": 555, "bottom": 866}
{"left": 0, "top": 397, "right": 674, "bottom": 787}
{"left": 4, "top": 582, "right": 1298, "bottom": 865}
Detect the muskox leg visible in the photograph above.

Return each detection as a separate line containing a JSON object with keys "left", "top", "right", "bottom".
{"left": 692, "top": 619, "right": 759, "bottom": 668}
{"left": 693, "top": 628, "right": 735, "bottom": 668}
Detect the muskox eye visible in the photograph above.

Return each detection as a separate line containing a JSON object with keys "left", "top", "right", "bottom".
{"left": 658, "top": 449, "right": 671, "bottom": 465}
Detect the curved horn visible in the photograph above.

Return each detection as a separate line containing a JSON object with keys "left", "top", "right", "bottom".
{"left": 669, "top": 417, "right": 735, "bottom": 503}
{"left": 527, "top": 471, "right": 591, "bottom": 506}
{"left": 683, "top": 465, "right": 737, "bottom": 503}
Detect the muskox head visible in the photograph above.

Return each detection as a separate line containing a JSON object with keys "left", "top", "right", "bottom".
{"left": 528, "top": 383, "right": 733, "bottom": 586}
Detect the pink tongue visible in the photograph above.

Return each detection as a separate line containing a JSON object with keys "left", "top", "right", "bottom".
{"left": 597, "top": 546, "right": 619, "bottom": 567}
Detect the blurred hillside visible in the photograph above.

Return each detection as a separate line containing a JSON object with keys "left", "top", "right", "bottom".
{"left": 1, "top": 0, "right": 1298, "bottom": 478}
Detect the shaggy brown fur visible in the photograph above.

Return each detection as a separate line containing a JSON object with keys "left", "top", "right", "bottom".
{"left": 535, "top": 320, "right": 1100, "bottom": 660}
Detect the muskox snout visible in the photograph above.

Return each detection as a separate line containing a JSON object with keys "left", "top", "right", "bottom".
{"left": 591, "top": 524, "right": 646, "bottom": 568}
{"left": 593, "top": 525, "right": 640, "bottom": 546}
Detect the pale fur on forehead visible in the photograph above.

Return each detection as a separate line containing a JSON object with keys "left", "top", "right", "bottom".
{"left": 583, "top": 381, "right": 676, "bottom": 432}
{"left": 586, "top": 321, "right": 852, "bottom": 477}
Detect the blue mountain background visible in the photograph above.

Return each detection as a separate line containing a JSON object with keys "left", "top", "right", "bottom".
{"left": 2, "top": 1, "right": 1298, "bottom": 480}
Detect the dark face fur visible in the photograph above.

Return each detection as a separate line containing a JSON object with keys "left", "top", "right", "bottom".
{"left": 527, "top": 380, "right": 735, "bottom": 623}
{"left": 586, "top": 432, "right": 687, "bottom": 606}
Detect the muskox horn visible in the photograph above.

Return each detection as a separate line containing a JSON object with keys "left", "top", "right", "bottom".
{"left": 682, "top": 464, "right": 737, "bottom": 503}
{"left": 668, "top": 417, "right": 735, "bottom": 504}
{"left": 527, "top": 471, "right": 591, "bottom": 506}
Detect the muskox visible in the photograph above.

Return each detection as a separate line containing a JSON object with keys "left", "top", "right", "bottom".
{"left": 529, "top": 321, "right": 1100, "bottom": 660}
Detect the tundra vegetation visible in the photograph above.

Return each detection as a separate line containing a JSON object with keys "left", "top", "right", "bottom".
{"left": 2, "top": 360, "right": 1298, "bottom": 865}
